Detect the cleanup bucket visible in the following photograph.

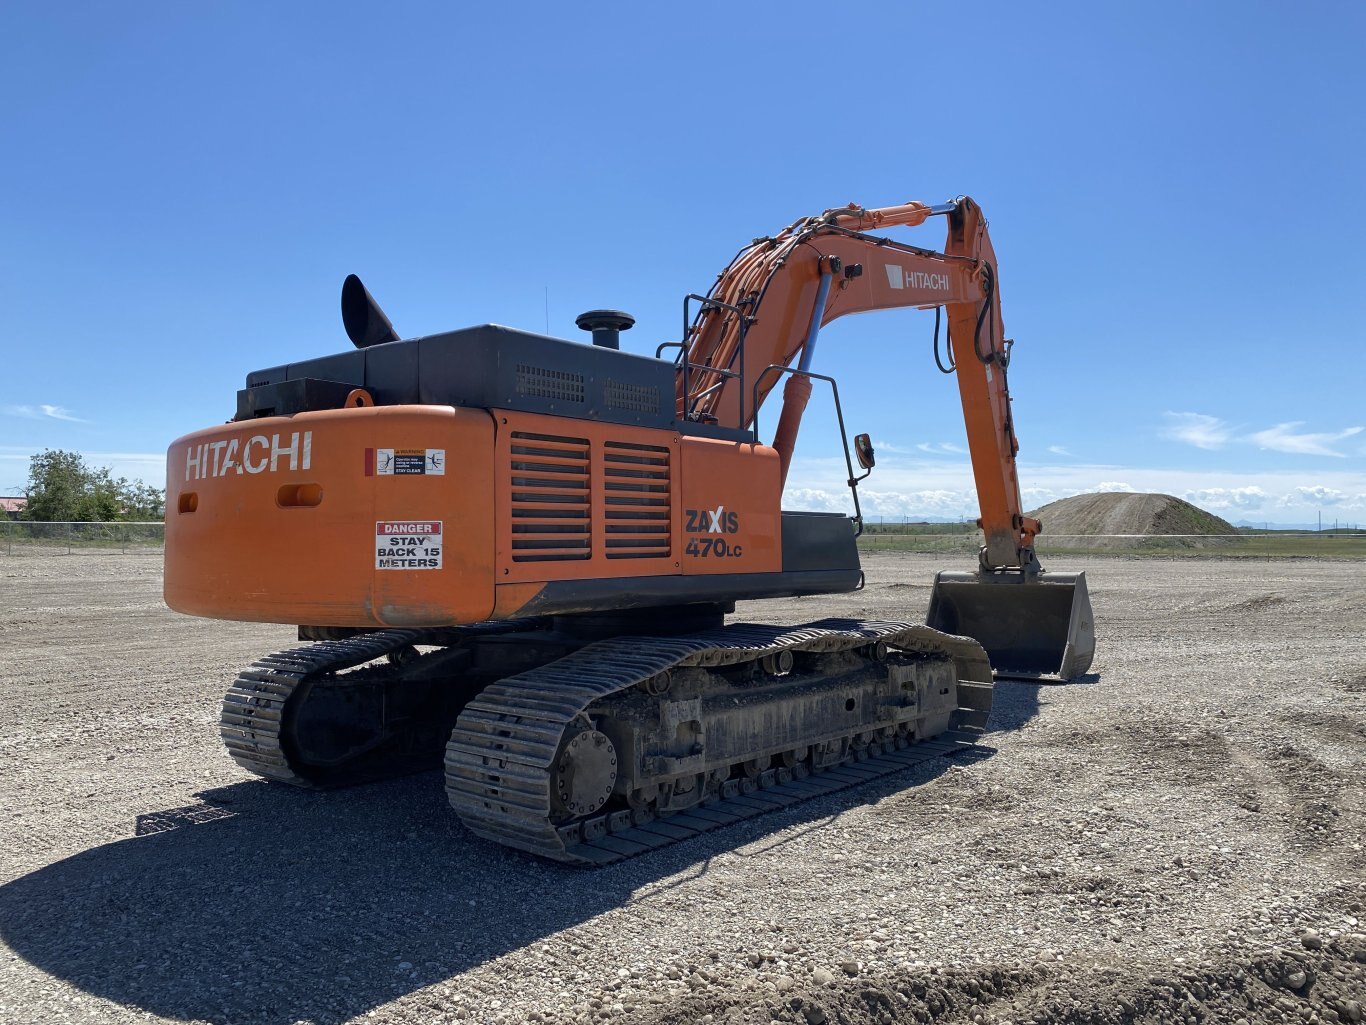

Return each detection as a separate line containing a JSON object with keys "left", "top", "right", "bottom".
{"left": 926, "top": 570, "right": 1094, "bottom": 680}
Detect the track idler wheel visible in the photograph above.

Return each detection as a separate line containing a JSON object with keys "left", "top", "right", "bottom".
{"left": 638, "top": 671, "right": 672, "bottom": 697}
{"left": 760, "top": 650, "right": 794, "bottom": 676}
{"left": 551, "top": 729, "right": 618, "bottom": 820}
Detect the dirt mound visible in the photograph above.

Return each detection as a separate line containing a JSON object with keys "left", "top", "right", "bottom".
{"left": 1029, "top": 492, "right": 1236, "bottom": 550}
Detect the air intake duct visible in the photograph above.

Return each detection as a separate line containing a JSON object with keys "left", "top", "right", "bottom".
{"left": 575, "top": 310, "right": 635, "bottom": 350}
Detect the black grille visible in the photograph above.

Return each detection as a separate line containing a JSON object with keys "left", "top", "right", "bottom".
{"left": 605, "top": 379, "right": 660, "bottom": 413}
{"left": 516, "top": 364, "right": 584, "bottom": 403}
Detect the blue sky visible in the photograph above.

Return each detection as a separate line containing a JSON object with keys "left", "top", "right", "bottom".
{"left": 2, "top": 2, "right": 1363, "bottom": 525}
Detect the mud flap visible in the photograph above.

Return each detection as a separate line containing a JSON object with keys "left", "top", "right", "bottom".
{"left": 926, "top": 570, "right": 1094, "bottom": 681}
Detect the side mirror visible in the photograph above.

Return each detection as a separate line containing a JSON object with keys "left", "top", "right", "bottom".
{"left": 854, "top": 433, "right": 876, "bottom": 470}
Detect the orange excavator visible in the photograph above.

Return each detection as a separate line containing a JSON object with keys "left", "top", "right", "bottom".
{"left": 165, "top": 196, "right": 1093, "bottom": 863}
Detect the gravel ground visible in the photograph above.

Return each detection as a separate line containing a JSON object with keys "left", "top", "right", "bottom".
{"left": 1, "top": 551, "right": 1363, "bottom": 1025}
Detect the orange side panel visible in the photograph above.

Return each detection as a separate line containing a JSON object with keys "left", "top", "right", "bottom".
{"left": 488, "top": 418, "right": 784, "bottom": 613}
{"left": 164, "top": 405, "right": 496, "bottom": 627}
{"left": 678, "top": 438, "right": 782, "bottom": 575}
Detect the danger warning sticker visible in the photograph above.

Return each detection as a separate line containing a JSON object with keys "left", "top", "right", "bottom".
{"left": 375, "top": 521, "right": 443, "bottom": 570}
{"left": 366, "top": 448, "right": 446, "bottom": 476}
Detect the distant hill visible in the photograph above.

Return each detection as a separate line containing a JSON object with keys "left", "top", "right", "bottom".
{"left": 1028, "top": 493, "right": 1237, "bottom": 550}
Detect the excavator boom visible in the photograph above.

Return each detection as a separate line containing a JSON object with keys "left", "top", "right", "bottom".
{"left": 679, "top": 196, "right": 1093, "bottom": 677}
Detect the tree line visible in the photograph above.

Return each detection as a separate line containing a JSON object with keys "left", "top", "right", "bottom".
{"left": 15, "top": 449, "right": 165, "bottom": 521}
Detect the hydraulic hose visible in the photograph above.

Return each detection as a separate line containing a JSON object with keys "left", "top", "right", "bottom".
{"left": 973, "top": 263, "right": 998, "bottom": 365}
{"left": 932, "top": 306, "right": 955, "bottom": 374}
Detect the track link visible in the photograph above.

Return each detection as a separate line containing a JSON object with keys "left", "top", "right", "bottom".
{"left": 220, "top": 630, "right": 423, "bottom": 787}
{"left": 445, "top": 618, "right": 992, "bottom": 864}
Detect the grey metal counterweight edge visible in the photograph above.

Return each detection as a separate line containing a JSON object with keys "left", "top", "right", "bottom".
{"left": 444, "top": 619, "right": 994, "bottom": 866}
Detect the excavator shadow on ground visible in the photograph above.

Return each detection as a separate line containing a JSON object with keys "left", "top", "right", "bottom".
{"left": 0, "top": 683, "right": 1074, "bottom": 1025}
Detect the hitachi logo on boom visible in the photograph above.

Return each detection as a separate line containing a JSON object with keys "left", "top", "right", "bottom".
{"left": 905, "top": 270, "right": 950, "bottom": 290}
{"left": 184, "top": 431, "right": 313, "bottom": 480}
{"left": 884, "top": 264, "right": 951, "bottom": 291}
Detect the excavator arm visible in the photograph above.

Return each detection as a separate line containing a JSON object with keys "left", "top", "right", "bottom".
{"left": 680, "top": 196, "right": 1035, "bottom": 571}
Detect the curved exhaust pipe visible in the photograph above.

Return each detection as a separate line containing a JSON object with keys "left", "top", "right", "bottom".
{"left": 341, "top": 274, "right": 399, "bottom": 349}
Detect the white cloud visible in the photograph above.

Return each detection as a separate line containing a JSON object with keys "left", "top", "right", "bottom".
{"left": 782, "top": 488, "right": 851, "bottom": 513}
{"left": 1183, "top": 486, "right": 1268, "bottom": 510}
{"left": 872, "top": 440, "right": 917, "bottom": 454}
{"left": 1249, "top": 422, "right": 1363, "bottom": 458}
{"left": 3, "top": 404, "right": 90, "bottom": 423}
{"left": 0, "top": 446, "right": 165, "bottom": 489}
{"left": 867, "top": 489, "right": 975, "bottom": 516}
{"left": 1161, "top": 412, "right": 1234, "bottom": 450}
{"left": 1279, "top": 485, "right": 1349, "bottom": 507}
{"left": 42, "top": 404, "right": 87, "bottom": 422}
{"left": 914, "top": 441, "right": 966, "bottom": 455}
{"left": 786, "top": 450, "right": 1366, "bottom": 523}
{"left": 1047, "top": 446, "right": 1072, "bottom": 457}
{"left": 1021, "top": 487, "right": 1061, "bottom": 508}
{"left": 1161, "top": 412, "right": 1365, "bottom": 459}
{"left": 783, "top": 487, "right": 977, "bottom": 520}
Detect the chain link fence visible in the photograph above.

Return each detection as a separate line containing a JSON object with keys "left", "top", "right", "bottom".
{"left": 0, "top": 521, "right": 165, "bottom": 555}
{"left": 858, "top": 529, "right": 1366, "bottom": 558}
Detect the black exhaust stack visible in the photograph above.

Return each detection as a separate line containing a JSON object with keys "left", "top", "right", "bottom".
{"left": 575, "top": 310, "right": 635, "bottom": 350}
{"left": 341, "top": 274, "right": 400, "bottom": 349}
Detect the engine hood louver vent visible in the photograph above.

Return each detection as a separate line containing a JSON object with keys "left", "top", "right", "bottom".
{"left": 605, "top": 379, "right": 659, "bottom": 413}
{"left": 516, "top": 364, "right": 584, "bottom": 404}
{"left": 509, "top": 431, "right": 591, "bottom": 562}
{"left": 603, "top": 440, "right": 670, "bottom": 560}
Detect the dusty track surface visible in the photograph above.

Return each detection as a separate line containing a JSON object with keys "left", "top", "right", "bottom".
{"left": 1, "top": 552, "right": 1363, "bottom": 1025}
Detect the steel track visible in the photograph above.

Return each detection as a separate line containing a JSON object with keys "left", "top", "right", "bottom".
{"left": 220, "top": 619, "right": 992, "bottom": 864}
{"left": 220, "top": 630, "right": 423, "bottom": 787}
{"left": 445, "top": 618, "right": 992, "bottom": 864}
